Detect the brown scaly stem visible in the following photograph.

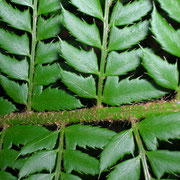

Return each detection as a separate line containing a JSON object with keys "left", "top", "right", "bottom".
{"left": 1, "top": 100, "right": 180, "bottom": 127}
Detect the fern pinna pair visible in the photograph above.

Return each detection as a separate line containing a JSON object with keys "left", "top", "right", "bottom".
{"left": 0, "top": 0, "right": 179, "bottom": 114}
{"left": 0, "top": 0, "right": 180, "bottom": 180}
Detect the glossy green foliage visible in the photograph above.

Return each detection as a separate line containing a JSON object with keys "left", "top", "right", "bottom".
{"left": 0, "top": 124, "right": 115, "bottom": 179}
{"left": 1, "top": 112, "right": 180, "bottom": 179}
{"left": 100, "top": 112, "right": 180, "bottom": 179}
{"left": 142, "top": 0, "right": 180, "bottom": 93}
{"left": 0, "top": 0, "right": 82, "bottom": 114}
{"left": 60, "top": 0, "right": 170, "bottom": 108}
{"left": 151, "top": 3, "right": 180, "bottom": 57}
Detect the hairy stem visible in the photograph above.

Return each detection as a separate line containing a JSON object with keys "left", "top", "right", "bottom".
{"left": 97, "top": 0, "right": 111, "bottom": 108}
{"left": 55, "top": 123, "right": 65, "bottom": 180}
{"left": 1, "top": 100, "right": 180, "bottom": 126}
{"left": 0, "top": 125, "right": 7, "bottom": 150}
{"left": 27, "top": 0, "right": 38, "bottom": 112}
{"left": 132, "top": 119, "right": 151, "bottom": 180}
{"left": 175, "top": 87, "right": 180, "bottom": 101}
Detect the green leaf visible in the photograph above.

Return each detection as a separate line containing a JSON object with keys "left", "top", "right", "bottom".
{"left": 142, "top": 49, "right": 179, "bottom": 90}
{"left": 36, "top": 41, "right": 60, "bottom": 64}
{"left": 0, "top": 29, "right": 29, "bottom": 56}
{"left": 10, "top": 0, "right": 32, "bottom": 7}
{"left": 19, "top": 131, "right": 58, "bottom": 155}
{"left": 62, "top": 8, "right": 101, "bottom": 48}
{"left": 32, "top": 87, "right": 83, "bottom": 111}
{"left": 33, "top": 85, "right": 43, "bottom": 97}
{"left": 37, "top": 15, "right": 63, "bottom": 41}
{"left": 157, "top": 0, "right": 180, "bottom": 23}
{"left": 0, "top": 97, "right": 16, "bottom": 115}
{"left": 65, "top": 124, "right": 116, "bottom": 150}
{"left": 110, "top": 0, "right": 152, "bottom": 26}
{"left": 108, "top": 157, "right": 140, "bottom": 180}
{"left": 60, "top": 70, "right": 96, "bottom": 99}
{"left": 105, "top": 49, "right": 142, "bottom": 76}
{"left": 103, "top": 77, "right": 168, "bottom": 105}
{"left": 151, "top": 7, "right": 180, "bottom": 57}
{"left": 0, "top": 149, "right": 19, "bottom": 170}
{"left": 138, "top": 112, "right": 180, "bottom": 150}
{"left": 61, "top": 173, "right": 82, "bottom": 180}
{"left": 0, "top": 0, "right": 31, "bottom": 32}
{"left": 108, "top": 21, "right": 149, "bottom": 51}
{"left": 63, "top": 150, "right": 99, "bottom": 175}
{"left": 34, "top": 64, "right": 61, "bottom": 86}
{"left": 60, "top": 40, "right": 98, "bottom": 74}
{"left": 38, "top": 0, "right": 61, "bottom": 15}
{"left": 13, "top": 158, "right": 27, "bottom": 170}
{"left": 24, "top": 174, "right": 54, "bottom": 180}
{"left": 0, "top": 75, "right": 28, "bottom": 104}
{"left": 71, "top": 0, "right": 103, "bottom": 20}
{"left": 146, "top": 150, "right": 180, "bottom": 179}
{"left": 4, "top": 125, "right": 49, "bottom": 149}
{"left": 100, "top": 129, "right": 134, "bottom": 173}
{"left": 0, "top": 171, "right": 17, "bottom": 180}
{"left": 0, "top": 53, "right": 29, "bottom": 81}
{"left": 19, "top": 150, "right": 57, "bottom": 178}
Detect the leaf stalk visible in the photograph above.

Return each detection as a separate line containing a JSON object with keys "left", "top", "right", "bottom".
{"left": 27, "top": 0, "right": 38, "bottom": 111}
{"left": 1, "top": 100, "right": 180, "bottom": 126}
{"left": 132, "top": 119, "right": 151, "bottom": 180}
{"left": 55, "top": 122, "right": 65, "bottom": 180}
{"left": 97, "top": 0, "right": 111, "bottom": 108}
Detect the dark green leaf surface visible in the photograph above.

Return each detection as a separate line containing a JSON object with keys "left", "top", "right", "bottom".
{"left": 11, "top": 0, "right": 32, "bottom": 7}
{"left": 0, "top": 75, "right": 28, "bottom": 104}
{"left": 34, "top": 64, "right": 61, "bottom": 86}
{"left": 0, "top": 0, "right": 31, "bottom": 32}
{"left": 143, "top": 50, "right": 179, "bottom": 90}
{"left": 63, "top": 8, "right": 101, "bottom": 48}
{"left": 103, "top": 77, "right": 167, "bottom": 105}
{"left": 60, "top": 70, "right": 97, "bottom": 99}
{"left": 60, "top": 40, "right": 98, "bottom": 74}
{"left": 19, "top": 131, "right": 58, "bottom": 155}
{"left": 108, "top": 21, "right": 149, "bottom": 51}
{"left": 37, "top": 15, "right": 63, "bottom": 41}
{"left": 157, "top": 0, "right": 180, "bottom": 23}
{"left": 61, "top": 173, "right": 82, "bottom": 180}
{"left": 65, "top": 124, "right": 116, "bottom": 150}
{"left": 0, "top": 97, "right": 16, "bottom": 115}
{"left": 63, "top": 150, "right": 99, "bottom": 175}
{"left": 108, "top": 157, "right": 140, "bottom": 180}
{"left": 24, "top": 174, "right": 54, "bottom": 180}
{"left": 4, "top": 125, "right": 49, "bottom": 149}
{"left": 100, "top": 129, "right": 134, "bottom": 173}
{"left": 32, "top": 87, "right": 83, "bottom": 111}
{"left": 138, "top": 112, "right": 180, "bottom": 150}
{"left": 0, "top": 149, "right": 19, "bottom": 170}
{"left": 0, "top": 171, "right": 17, "bottom": 180}
{"left": 71, "top": 0, "right": 103, "bottom": 20}
{"left": 0, "top": 53, "right": 29, "bottom": 81}
{"left": 38, "top": 0, "right": 61, "bottom": 15}
{"left": 0, "top": 29, "right": 29, "bottom": 56}
{"left": 19, "top": 150, "right": 57, "bottom": 178}
{"left": 36, "top": 41, "right": 60, "bottom": 64}
{"left": 146, "top": 150, "right": 180, "bottom": 179}
{"left": 151, "top": 7, "right": 180, "bottom": 57}
{"left": 105, "top": 49, "right": 142, "bottom": 76}
{"left": 110, "top": 0, "right": 152, "bottom": 26}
